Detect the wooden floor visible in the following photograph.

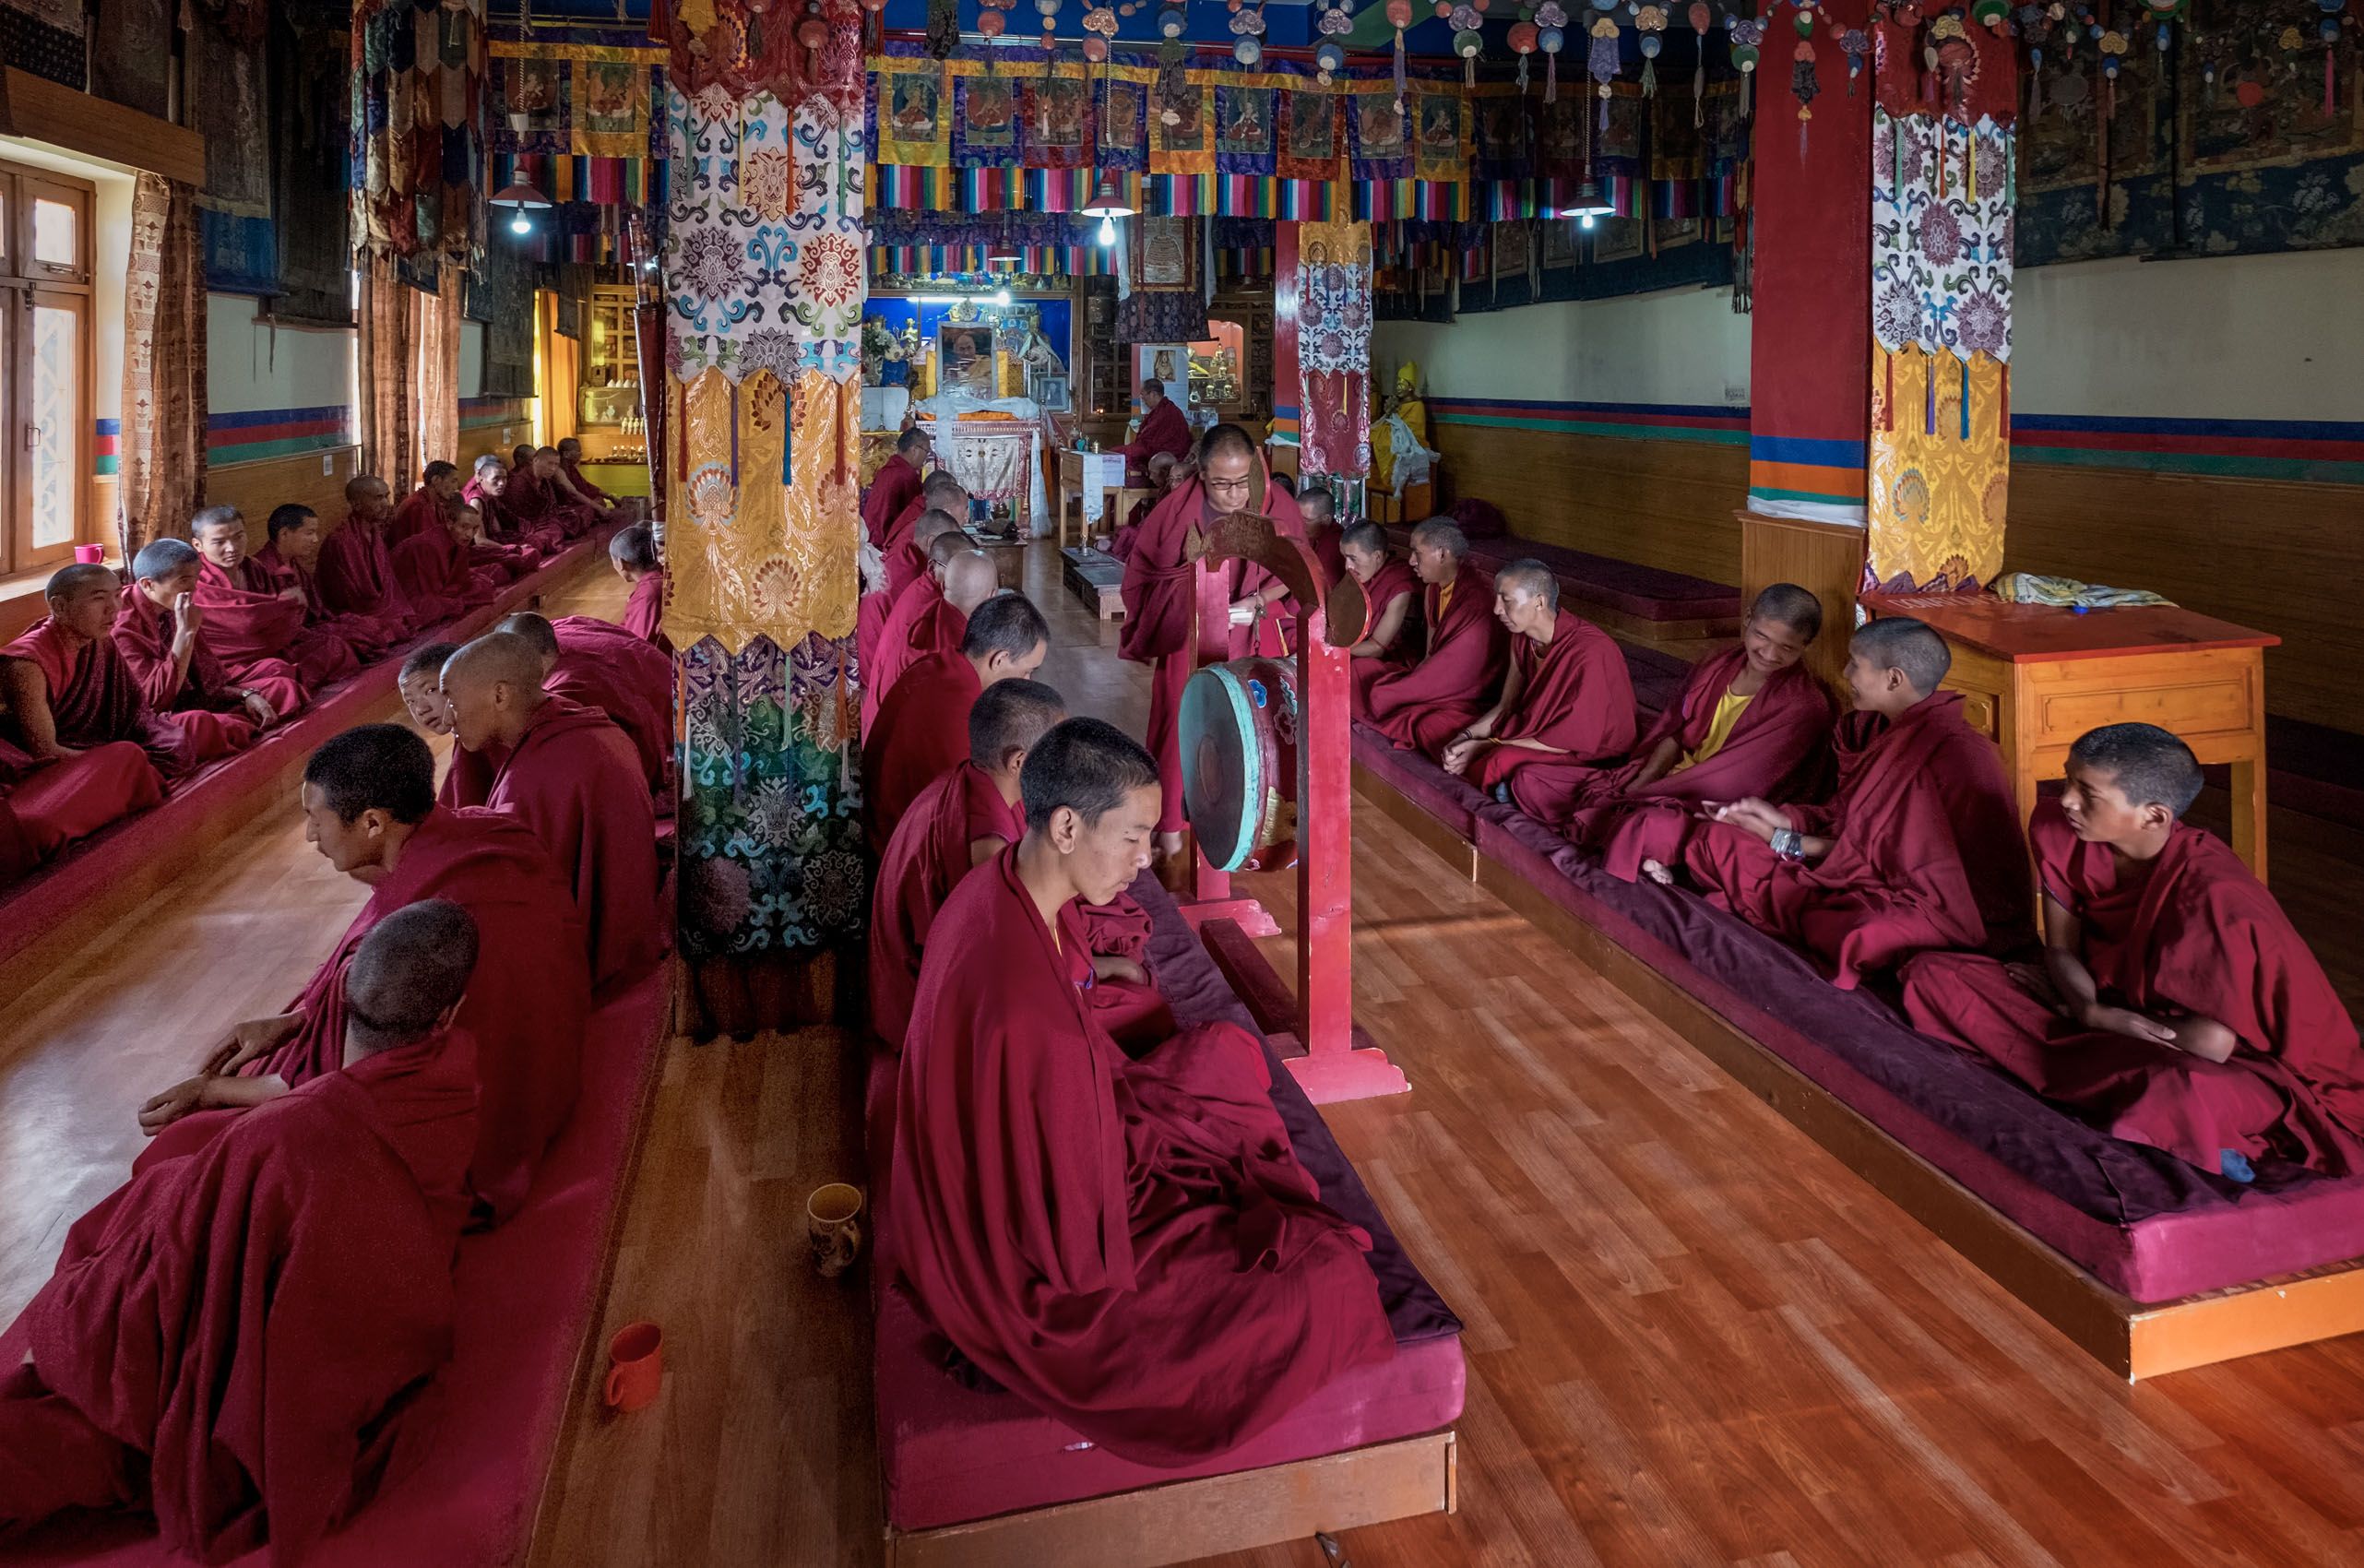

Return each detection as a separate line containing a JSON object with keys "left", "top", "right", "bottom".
{"left": 13, "top": 543, "right": 2364, "bottom": 1565}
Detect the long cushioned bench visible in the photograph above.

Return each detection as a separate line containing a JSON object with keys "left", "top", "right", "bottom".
{"left": 1383, "top": 524, "right": 1742, "bottom": 638}
{"left": 875, "top": 873, "right": 1465, "bottom": 1561}
{"left": 2, "top": 960, "right": 672, "bottom": 1565}
{"left": 0, "top": 530, "right": 619, "bottom": 997}
{"left": 1349, "top": 724, "right": 2364, "bottom": 1372}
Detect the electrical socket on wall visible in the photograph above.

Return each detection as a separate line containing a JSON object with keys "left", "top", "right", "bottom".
{"left": 323, "top": 453, "right": 335, "bottom": 474}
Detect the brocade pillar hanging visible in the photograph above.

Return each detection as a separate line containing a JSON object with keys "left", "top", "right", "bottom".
{"left": 1295, "top": 220, "right": 1373, "bottom": 483}
{"left": 663, "top": 2, "right": 873, "bottom": 987}
{"left": 1863, "top": 11, "right": 2016, "bottom": 594}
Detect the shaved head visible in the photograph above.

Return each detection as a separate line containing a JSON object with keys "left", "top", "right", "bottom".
{"left": 345, "top": 899, "right": 479, "bottom": 1061}
{"left": 1493, "top": 559, "right": 1559, "bottom": 613}
{"left": 913, "top": 508, "right": 964, "bottom": 551}
{"left": 925, "top": 532, "right": 968, "bottom": 569}
{"left": 441, "top": 632, "right": 550, "bottom": 753}
{"left": 44, "top": 562, "right": 116, "bottom": 604}
{"left": 943, "top": 551, "right": 1001, "bottom": 618}
{"left": 968, "top": 677, "right": 1068, "bottom": 774}
{"left": 495, "top": 611, "right": 563, "bottom": 663}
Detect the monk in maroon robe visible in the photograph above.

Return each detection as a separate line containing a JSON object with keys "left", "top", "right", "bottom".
{"left": 320, "top": 475, "right": 449, "bottom": 633}
{"left": 1105, "top": 451, "right": 1179, "bottom": 563}
{"left": 254, "top": 503, "right": 407, "bottom": 663}
{"left": 890, "top": 717, "right": 1394, "bottom": 1463}
{"left": 556, "top": 437, "right": 618, "bottom": 514}
{"left": 861, "top": 479, "right": 972, "bottom": 680}
{"left": 0, "top": 729, "right": 162, "bottom": 873}
{"left": 1120, "top": 423, "right": 1304, "bottom": 854}
{"left": 863, "top": 426, "right": 932, "bottom": 546}
{"left": 865, "top": 593, "right": 1050, "bottom": 854}
{"left": 392, "top": 503, "right": 505, "bottom": 611}
{"left": 1659, "top": 617, "right": 2030, "bottom": 990}
{"left": 507, "top": 446, "right": 600, "bottom": 540}
{"left": 611, "top": 524, "right": 671, "bottom": 653}
{"left": 1903, "top": 724, "right": 2364, "bottom": 1181}
{"left": 1359, "top": 517, "right": 1508, "bottom": 754}
{"left": 497, "top": 610, "right": 674, "bottom": 797}
{"left": 443, "top": 634, "right": 663, "bottom": 990}
{"left": 0, "top": 903, "right": 481, "bottom": 1560}
{"left": 1337, "top": 520, "right": 1419, "bottom": 672}
{"left": 467, "top": 455, "right": 566, "bottom": 559}
{"left": 1111, "top": 377, "right": 1193, "bottom": 485}
{"left": 116, "top": 539, "right": 303, "bottom": 725}
{"left": 386, "top": 460, "right": 462, "bottom": 546}
{"left": 190, "top": 504, "right": 359, "bottom": 694}
{"left": 864, "top": 533, "right": 995, "bottom": 732}
{"left": 1, "top": 564, "right": 253, "bottom": 779}
{"left": 1548, "top": 584, "right": 1834, "bottom": 879}
{"left": 1438, "top": 561, "right": 1637, "bottom": 799}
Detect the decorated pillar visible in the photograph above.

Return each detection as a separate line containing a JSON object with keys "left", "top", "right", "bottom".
{"left": 662, "top": 3, "right": 873, "bottom": 1019}
{"left": 1293, "top": 220, "right": 1373, "bottom": 485}
{"left": 1270, "top": 221, "right": 1302, "bottom": 466}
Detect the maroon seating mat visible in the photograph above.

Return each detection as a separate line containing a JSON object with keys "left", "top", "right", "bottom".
{"left": 1351, "top": 720, "right": 1489, "bottom": 840}
{"left": 1, "top": 962, "right": 671, "bottom": 1565}
{"left": 874, "top": 872, "right": 1465, "bottom": 1531}
{"left": 1355, "top": 730, "right": 2364, "bottom": 1304}
{"left": 1382, "top": 526, "right": 1742, "bottom": 622}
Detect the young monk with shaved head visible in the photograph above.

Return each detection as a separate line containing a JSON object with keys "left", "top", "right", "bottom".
{"left": 443, "top": 633, "right": 662, "bottom": 989}
{"left": 864, "top": 523, "right": 997, "bottom": 731}
{"left": 318, "top": 474, "right": 427, "bottom": 632}
{"left": 864, "top": 591, "right": 1051, "bottom": 853}
{"left": 891, "top": 717, "right": 1393, "bottom": 1464}
{"left": 610, "top": 523, "right": 669, "bottom": 652}
{"left": 1905, "top": 724, "right": 2364, "bottom": 1181}
{"left": 1337, "top": 521, "right": 1418, "bottom": 669}
{"left": 387, "top": 459, "right": 463, "bottom": 546}
{"left": 863, "top": 424, "right": 933, "bottom": 547}
{"left": 252, "top": 504, "right": 405, "bottom": 663}
{"left": 1436, "top": 559, "right": 1636, "bottom": 793}
{"left": 0, "top": 565, "right": 168, "bottom": 851}
{"left": 496, "top": 611, "right": 674, "bottom": 798}
{"left": 115, "top": 539, "right": 300, "bottom": 730}
{"left": 1356, "top": 517, "right": 1509, "bottom": 754}
{"left": 1653, "top": 616, "right": 2028, "bottom": 988}
{"left": 392, "top": 501, "right": 504, "bottom": 611}
{"left": 190, "top": 505, "right": 360, "bottom": 693}
{"left": 0, "top": 901, "right": 485, "bottom": 1561}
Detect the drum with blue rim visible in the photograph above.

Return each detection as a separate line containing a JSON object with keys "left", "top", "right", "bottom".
{"left": 1179, "top": 656, "right": 1301, "bottom": 873}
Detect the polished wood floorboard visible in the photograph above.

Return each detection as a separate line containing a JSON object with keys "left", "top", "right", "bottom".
{"left": 13, "top": 544, "right": 2364, "bottom": 1565}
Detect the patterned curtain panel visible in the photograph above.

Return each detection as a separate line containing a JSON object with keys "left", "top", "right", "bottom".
{"left": 1297, "top": 220, "right": 1373, "bottom": 481}
{"left": 358, "top": 254, "right": 418, "bottom": 491}
{"left": 118, "top": 175, "right": 208, "bottom": 551}
{"left": 350, "top": 0, "right": 487, "bottom": 261}
{"left": 414, "top": 268, "right": 466, "bottom": 471}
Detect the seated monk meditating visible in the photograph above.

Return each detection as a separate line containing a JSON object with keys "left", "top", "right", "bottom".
{"left": 863, "top": 425, "right": 933, "bottom": 547}
{"left": 1337, "top": 520, "right": 1418, "bottom": 670}
{"left": 467, "top": 455, "right": 564, "bottom": 561}
{"left": 1542, "top": 583, "right": 1835, "bottom": 878}
{"left": 116, "top": 540, "right": 303, "bottom": 729}
{"left": 136, "top": 725, "right": 589, "bottom": 1221}
{"left": 610, "top": 523, "right": 670, "bottom": 653}
{"left": 1121, "top": 422, "right": 1305, "bottom": 862}
{"left": 1, "top": 564, "right": 252, "bottom": 778}
{"left": 393, "top": 503, "right": 507, "bottom": 611}
{"left": 1649, "top": 617, "right": 2029, "bottom": 989}
{"left": 555, "top": 437, "right": 617, "bottom": 517}
{"left": 1357, "top": 518, "right": 1509, "bottom": 754}
{"left": 864, "top": 526, "right": 996, "bottom": 731}
{"left": 253, "top": 504, "right": 406, "bottom": 664}
{"left": 1436, "top": 560, "right": 1637, "bottom": 797}
{"left": 386, "top": 460, "right": 462, "bottom": 546}
{"left": 0, "top": 903, "right": 484, "bottom": 1562}
{"left": 864, "top": 590, "right": 1050, "bottom": 854}
{"left": 190, "top": 504, "right": 360, "bottom": 694}
{"left": 442, "top": 633, "right": 663, "bottom": 990}
{"left": 890, "top": 718, "right": 1394, "bottom": 1463}
{"left": 1903, "top": 725, "right": 2364, "bottom": 1182}
{"left": 320, "top": 475, "right": 447, "bottom": 633}
{"left": 506, "top": 446, "right": 600, "bottom": 541}
{"left": 496, "top": 611, "right": 674, "bottom": 799}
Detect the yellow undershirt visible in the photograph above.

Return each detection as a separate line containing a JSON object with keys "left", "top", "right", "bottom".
{"left": 1670, "top": 689, "right": 1752, "bottom": 774}
{"left": 1435, "top": 581, "right": 1454, "bottom": 620}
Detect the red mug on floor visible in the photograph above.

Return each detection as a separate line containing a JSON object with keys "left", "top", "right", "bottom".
{"left": 74, "top": 544, "right": 104, "bottom": 564}
{"left": 604, "top": 1321, "right": 662, "bottom": 1412}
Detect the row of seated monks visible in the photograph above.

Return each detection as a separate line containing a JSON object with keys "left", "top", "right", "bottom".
{"left": 0, "top": 589, "right": 678, "bottom": 1552}
{"left": 0, "top": 443, "right": 666, "bottom": 890}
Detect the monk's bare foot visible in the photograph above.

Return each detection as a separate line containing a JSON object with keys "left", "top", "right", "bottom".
{"left": 1639, "top": 859, "right": 1674, "bottom": 887}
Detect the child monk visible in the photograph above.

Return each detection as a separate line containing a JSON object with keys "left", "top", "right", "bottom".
{"left": 610, "top": 523, "right": 670, "bottom": 652}
{"left": 190, "top": 504, "right": 360, "bottom": 692}
{"left": 1437, "top": 560, "right": 1636, "bottom": 795}
{"left": 1337, "top": 520, "right": 1418, "bottom": 669}
{"left": 1356, "top": 517, "right": 1508, "bottom": 753}
{"left": 1651, "top": 616, "right": 2028, "bottom": 989}
{"left": 1544, "top": 582, "right": 1834, "bottom": 879}
{"left": 0, "top": 902, "right": 482, "bottom": 1562}
{"left": 506, "top": 446, "right": 600, "bottom": 540}
{"left": 864, "top": 591, "right": 1050, "bottom": 854}
{"left": 864, "top": 529, "right": 995, "bottom": 731}
{"left": 891, "top": 717, "right": 1394, "bottom": 1463}
{"left": 115, "top": 539, "right": 302, "bottom": 728}
{"left": 252, "top": 504, "right": 405, "bottom": 663}
{"left": 1903, "top": 724, "right": 2364, "bottom": 1181}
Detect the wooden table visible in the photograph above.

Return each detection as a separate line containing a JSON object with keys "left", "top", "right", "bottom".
{"left": 1864, "top": 594, "right": 2279, "bottom": 881}
{"left": 1052, "top": 447, "right": 1147, "bottom": 548}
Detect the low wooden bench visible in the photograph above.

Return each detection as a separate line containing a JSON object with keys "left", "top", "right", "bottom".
{"left": 1058, "top": 546, "right": 1125, "bottom": 622}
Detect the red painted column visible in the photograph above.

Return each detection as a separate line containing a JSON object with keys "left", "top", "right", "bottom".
{"left": 1270, "top": 222, "right": 1301, "bottom": 462}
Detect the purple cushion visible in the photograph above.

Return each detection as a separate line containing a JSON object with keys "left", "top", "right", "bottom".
{"left": 1380, "top": 528, "right": 1740, "bottom": 624}
{"left": 1351, "top": 724, "right": 1487, "bottom": 841}
{"left": 1621, "top": 643, "right": 1693, "bottom": 719}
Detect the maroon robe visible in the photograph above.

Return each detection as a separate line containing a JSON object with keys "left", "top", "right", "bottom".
{"left": 450, "top": 696, "right": 662, "bottom": 991}
{"left": 384, "top": 485, "right": 446, "bottom": 546}
{"left": 865, "top": 452, "right": 926, "bottom": 545}
{"left": 1681, "top": 691, "right": 2030, "bottom": 989}
{"left": 623, "top": 572, "right": 670, "bottom": 651}
{"left": 3, "top": 618, "right": 251, "bottom": 778}
{"left": 0, "top": 1034, "right": 476, "bottom": 1561}
{"left": 243, "top": 805, "right": 591, "bottom": 1220}
{"left": 319, "top": 513, "right": 446, "bottom": 633}
{"left": 864, "top": 575, "right": 967, "bottom": 732}
{"left": 882, "top": 494, "right": 928, "bottom": 559}
{"left": 1120, "top": 472, "right": 1304, "bottom": 833}
{"left": 113, "top": 581, "right": 306, "bottom": 721}
{"left": 890, "top": 849, "right": 1395, "bottom": 1464}
{"left": 195, "top": 558, "right": 359, "bottom": 692}
{"left": 561, "top": 457, "right": 613, "bottom": 506}
{"left": 466, "top": 476, "right": 565, "bottom": 558}
{"left": 251, "top": 543, "right": 406, "bottom": 663}
{"left": 1113, "top": 398, "right": 1192, "bottom": 483}
{"left": 1360, "top": 574, "right": 1509, "bottom": 755}
{"left": 1550, "top": 648, "right": 1835, "bottom": 880}
{"left": 506, "top": 468, "right": 598, "bottom": 540}
{"left": 1348, "top": 559, "right": 1419, "bottom": 668}
{"left": 548, "top": 613, "right": 675, "bottom": 795}
{"left": 391, "top": 524, "right": 504, "bottom": 610}
{"left": 1902, "top": 800, "right": 2364, "bottom": 1176}
{"left": 864, "top": 651, "right": 983, "bottom": 855}
{"left": 0, "top": 731, "right": 162, "bottom": 869}
{"left": 1458, "top": 612, "right": 1638, "bottom": 794}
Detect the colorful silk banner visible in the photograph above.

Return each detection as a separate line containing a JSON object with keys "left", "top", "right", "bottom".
{"left": 1297, "top": 220, "right": 1373, "bottom": 481}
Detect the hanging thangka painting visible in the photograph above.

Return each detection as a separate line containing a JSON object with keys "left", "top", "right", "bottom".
{"left": 187, "top": 3, "right": 272, "bottom": 220}
{"left": 1280, "top": 89, "right": 1340, "bottom": 181}
{"left": 1349, "top": 88, "right": 1410, "bottom": 182}
{"left": 1297, "top": 220, "right": 1373, "bottom": 481}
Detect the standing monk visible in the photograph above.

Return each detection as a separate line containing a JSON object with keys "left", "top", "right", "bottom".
{"left": 386, "top": 460, "right": 462, "bottom": 545}
{"left": 610, "top": 523, "right": 670, "bottom": 652}
{"left": 865, "top": 529, "right": 992, "bottom": 731}
{"left": 1903, "top": 724, "right": 2364, "bottom": 1182}
{"left": 0, "top": 903, "right": 483, "bottom": 1562}
{"left": 136, "top": 725, "right": 590, "bottom": 1220}
{"left": 320, "top": 475, "right": 445, "bottom": 634}
{"left": 1657, "top": 617, "right": 2029, "bottom": 989}
{"left": 864, "top": 425, "right": 933, "bottom": 546}
{"left": 1438, "top": 561, "right": 1637, "bottom": 798}
{"left": 442, "top": 633, "right": 663, "bottom": 989}
{"left": 114, "top": 540, "right": 302, "bottom": 728}
{"left": 1548, "top": 584, "right": 1833, "bottom": 879}
{"left": 497, "top": 610, "right": 674, "bottom": 798}
{"left": 190, "top": 505, "right": 359, "bottom": 693}
{"left": 1357, "top": 518, "right": 1508, "bottom": 754}
{"left": 890, "top": 718, "right": 1394, "bottom": 1464}
{"left": 253, "top": 504, "right": 405, "bottom": 663}
{"left": 1120, "top": 422, "right": 1304, "bottom": 862}
{"left": 1, "top": 564, "right": 252, "bottom": 778}
{"left": 1111, "top": 377, "right": 1193, "bottom": 485}
{"left": 864, "top": 592, "right": 1050, "bottom": 853}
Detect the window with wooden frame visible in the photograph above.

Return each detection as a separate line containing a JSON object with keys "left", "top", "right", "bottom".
{"left": 0, "top": 160, "right": 96, "bottom": 575}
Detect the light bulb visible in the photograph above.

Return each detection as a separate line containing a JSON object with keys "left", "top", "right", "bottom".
{"left": 1580, "top": 213, "right": 1596, "bottom": 230}
{"left": 992, "top": 289, "right": 1011, "bottom": 306}
{"left": 1099, "top": 215, "right": 1115, "bottom": 246}
{"left": 510, "top": 212, "right": 531, "bottom": 234}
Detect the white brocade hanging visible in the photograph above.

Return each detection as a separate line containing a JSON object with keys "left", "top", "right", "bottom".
{"left": 1871, "top": 110, "right": 2014, "bottom": 363}
{"left": 1296, "top": 220, "right": 1374, "bottom": 481}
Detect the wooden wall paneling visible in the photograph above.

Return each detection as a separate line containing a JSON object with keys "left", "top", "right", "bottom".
{"left": 458, "top": 414, "right": 536, "bottom": 474}
{"left": 208, "top": 446, "right": 363, "bottom": 533}
{"left": 0, "top": 68, "right": 206, "bottom": 186}
{"left": 1739, "top": 509, "right": 1865, "bottom": 695}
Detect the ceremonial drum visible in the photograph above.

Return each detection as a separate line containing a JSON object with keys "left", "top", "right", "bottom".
{"left": 1180, "top": 657, "right": 1301, "bottom": 873}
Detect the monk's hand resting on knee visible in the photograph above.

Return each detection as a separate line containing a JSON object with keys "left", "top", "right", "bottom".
{"left": 2004, "top": 961, "right": 2068, "bottom": 1014}
{"left": 1707, "top": 798, "right": 1792, "bottom": 843}
{"left": 2077, "top": 1002, "right": 2179, "bottom": 1049}
{"left": 201, "top": 1011, "right": 303, "bottom": 1076}
{"left": 139, "top": 1074, "right": 289, "bottom": 1134}
{"left": 1092, "top": 953, "right": 1148, "bottom": 987}
{"left": 140, "top": 1077, "right": 209, "bottom": 1134}
{"left": 239, "top": 690, "right": 279, "bottom": 730}
{"left": 1441, "top": 733, "right": 1484, "bottom": 775}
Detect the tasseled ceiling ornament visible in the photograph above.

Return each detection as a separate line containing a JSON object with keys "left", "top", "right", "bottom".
{"left": 1388, "top": 0, "right": 1415, "bottom": 112}
{"left": 1538, "top": 3, "right": 1570, "bottom": 100}
{"left": 1453, "top": 3, "right": 1486, "bottom": 84}
{"left": 1589, "top": 12, "right": 1622, "bottom": 128}
{"left": 1729, "top": 16, "right": 1765, "bottom": 119}
{"left": 1791, "top": 3, "right": 1818, "bottom": 157}
{"left": 1690, "top": 0, "right": 1713, "bottom": 122}
{"left": 1634, "top": 5, "right": 1668, "bottom": 97}
{"left": 1842, "top": 25, "right": 1870, "bottom": 91}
